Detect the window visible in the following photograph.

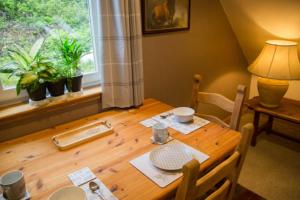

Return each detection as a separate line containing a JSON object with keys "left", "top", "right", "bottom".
{"left": 0, "top": 0, "right": 101, "bottom": 105}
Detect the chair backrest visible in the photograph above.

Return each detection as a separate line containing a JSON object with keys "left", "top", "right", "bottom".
{"left": 191, "top": 74, "right": 247, "bottom": 131}
{"left": 175, "top": 123, "right": 254, "bottom": 200}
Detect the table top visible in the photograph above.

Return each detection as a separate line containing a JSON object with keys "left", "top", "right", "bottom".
{"left": 0, "top": 99, "right": 241, "bottom": 200}
{"left": 245, "top": 97, "right": 300, "bottom": 124}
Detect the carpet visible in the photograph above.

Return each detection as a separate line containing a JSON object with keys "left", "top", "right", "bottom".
{"left": 238, "top": 112, "right": 300, "bottom": 200}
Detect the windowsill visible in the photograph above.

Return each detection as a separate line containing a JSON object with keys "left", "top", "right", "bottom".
{"left": 0, "top": 86, "right": 102, "bottom": 125}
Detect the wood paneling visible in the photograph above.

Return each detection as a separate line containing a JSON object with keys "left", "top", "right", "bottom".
{"left": 0, "top": 87, "right": 101, "bottom": 125}
{"left": 0, "top": 87, "right": 102, "bottom": 142}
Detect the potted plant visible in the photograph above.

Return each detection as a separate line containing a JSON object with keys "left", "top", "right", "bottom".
{"left": 46, "top": 69, "right": 66, "bottom": 97}
{"left": 0, "top": 38, "right": 55, "bottom": 101}
{"left": 57, "top": 36, "right": 84, "bottom": 92}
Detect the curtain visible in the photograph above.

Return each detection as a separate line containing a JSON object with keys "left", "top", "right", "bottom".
{"left": 99, "top": 0, "right": 144, "bottom": 108}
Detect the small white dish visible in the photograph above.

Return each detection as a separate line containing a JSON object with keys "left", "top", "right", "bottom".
{"left": 173, "top": 107, "right": 195, "bottom": 123}
{"left": 149, "top": 143, "right": 193, "bottom": 170}
{"left": 48, "top": 186, "right": 86, "bottom": 200}
{"left": 150, "top": 136, "right": 173, "bottom": 145}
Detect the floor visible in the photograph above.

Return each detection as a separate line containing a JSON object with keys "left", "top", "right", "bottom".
{"left": 238, "top": 113, "right": 300, "bottom": 200}
{"left": 233, "top": 184, "right": 266, "bottom": 200}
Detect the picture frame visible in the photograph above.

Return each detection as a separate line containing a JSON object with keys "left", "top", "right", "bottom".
{"left": 141, "top": 0, "right": 191, "bottom": 34}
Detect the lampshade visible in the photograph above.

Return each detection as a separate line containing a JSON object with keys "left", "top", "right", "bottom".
{"left": 248, "top": 40, "right": 300, "bottom": 80}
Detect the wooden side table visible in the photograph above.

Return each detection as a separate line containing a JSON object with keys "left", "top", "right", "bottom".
{"left": 245, "top": 96, "right": 300, "bottom": 146}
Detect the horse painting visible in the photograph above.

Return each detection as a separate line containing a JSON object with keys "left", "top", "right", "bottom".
{"left": 151, "top": 0, "right": 176, "bottom": 26}
{"left": 143, "top": 0, "right": 190, "bottom": 33}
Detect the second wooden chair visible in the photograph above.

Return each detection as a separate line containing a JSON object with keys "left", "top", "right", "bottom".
{"left": 191, "top": 74, "right": 247, "bottom": 131}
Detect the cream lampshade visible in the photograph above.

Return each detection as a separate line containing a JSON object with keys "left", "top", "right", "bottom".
{"left": 248, "top": 40, "right": 300, "bottom": 108}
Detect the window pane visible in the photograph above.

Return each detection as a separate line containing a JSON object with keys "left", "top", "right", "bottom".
{"left": 0, "top": 0, "right": 95, "bottom": 89}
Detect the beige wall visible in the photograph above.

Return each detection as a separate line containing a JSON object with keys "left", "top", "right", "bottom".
{"left": 220, "top": 0, "right": 300, "bottom": 100}
{"left": 142, "top": 0, "right": 250, "bottom": 115}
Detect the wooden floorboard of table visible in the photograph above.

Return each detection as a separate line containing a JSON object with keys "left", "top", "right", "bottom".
{"left": 0, "top": 99, "right": 241, "bottom": 200}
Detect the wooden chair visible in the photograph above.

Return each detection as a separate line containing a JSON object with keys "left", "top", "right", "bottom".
{"left": 175, "top": 123, "right": 254, "bottom": 200}
{"left": 191, "top": 74, "right": 247, "bottom": 131}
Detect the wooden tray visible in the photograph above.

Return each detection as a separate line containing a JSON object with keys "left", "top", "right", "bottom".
{"left": 52, "top": 121, "right": 113, "bottom": 150}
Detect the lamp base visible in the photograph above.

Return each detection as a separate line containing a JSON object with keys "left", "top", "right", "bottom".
{"left": 257, "top": 77, "right": 288, "bottom": 108}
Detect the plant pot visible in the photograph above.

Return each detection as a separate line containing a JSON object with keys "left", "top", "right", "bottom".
{"left": 66, "top": 75, "right": 83, "bottom": 92}
{"left": 26, "top": 83, "right": 47, "bottom": 101}
{"left": 47, "top": 79, "right": 66, "bottom": 97}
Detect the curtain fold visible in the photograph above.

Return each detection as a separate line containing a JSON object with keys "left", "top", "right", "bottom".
{"left": 99, "top": 0, "right": 144, "bottom": 108}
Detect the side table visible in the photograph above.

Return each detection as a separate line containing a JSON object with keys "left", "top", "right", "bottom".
{"left": 245, "top": 96, "right": 300, "bottom": 146}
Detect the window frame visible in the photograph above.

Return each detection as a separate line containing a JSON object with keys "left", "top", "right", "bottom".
{"left": 0, "top": 0, "right": 101, "bottom": 106}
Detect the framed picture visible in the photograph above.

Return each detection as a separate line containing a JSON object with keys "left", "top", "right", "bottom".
{"left": 141, "top": 0, "right": 191, "bottom": 34}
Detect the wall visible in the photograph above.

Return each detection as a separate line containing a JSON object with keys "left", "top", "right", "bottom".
{"left": 142, "top": 0, "right": 251, "bottom": 117}
{"left": 220, "top": 0, "right": 300, "bottom": 100}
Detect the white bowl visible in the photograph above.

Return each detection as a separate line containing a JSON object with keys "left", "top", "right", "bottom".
{"left": 48, "top": 186, "right": 86, "bottom": 200}
{"left": 173, "top": 107, "right": 195, "bottom": 123}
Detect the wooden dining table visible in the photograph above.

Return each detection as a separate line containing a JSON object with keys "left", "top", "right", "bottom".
{"left": 0, "top": 99, "right": 241, "bottom": 200}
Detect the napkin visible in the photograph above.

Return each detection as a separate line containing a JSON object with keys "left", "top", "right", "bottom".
{"left": 68, "top": 167, "right": 118, "bottom": 200}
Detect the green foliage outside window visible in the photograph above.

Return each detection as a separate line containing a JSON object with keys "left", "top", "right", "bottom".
{"left": 0, "top": 0, "right": 95, "bottom": 88}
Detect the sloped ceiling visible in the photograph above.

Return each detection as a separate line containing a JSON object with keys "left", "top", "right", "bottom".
{"left": 220, "top": 0, "right": 300, "bottom": 99}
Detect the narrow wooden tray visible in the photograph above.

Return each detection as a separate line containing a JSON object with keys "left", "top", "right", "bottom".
{"left": 52, "top": 121, "right": 113, "bottom": 150}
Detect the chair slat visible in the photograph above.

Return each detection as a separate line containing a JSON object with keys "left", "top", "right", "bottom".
{"left": 192, "top": 74, "right": 247, "bottom": 131}
{"left": 194, "top": 152, "right": 240, "bottom": 198}
{"left": 195, "top": 113, "right": 230, "bottom": 128}
{"left": 175, "top": 123, "right": 254, "bottom": 200}
{"left": 197, "top": 92, "right": 235, "bottom": 113}
{"left": 205, "top": 180, "right": 231, "bottom": 200}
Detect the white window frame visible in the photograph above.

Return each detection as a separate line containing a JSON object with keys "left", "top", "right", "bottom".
{"left": 83, "top": 0, "right": 102, "bottom": 87}
{"left": 0, "top": 0, "right": 101, "bottom": 106}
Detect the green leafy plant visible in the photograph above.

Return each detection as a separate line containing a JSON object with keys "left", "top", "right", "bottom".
{"left": 57, "top": 36, "right": 84, "bottom": 78}
{"left": 0, "top": 0, "right": 94, "bottom": 88}
{"left": 0, "top": 38, "right": 56, "bottom": 94}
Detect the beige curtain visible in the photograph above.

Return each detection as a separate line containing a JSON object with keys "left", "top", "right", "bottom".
{"left": 99, "top": 0, "right": 144, "bottom": 108}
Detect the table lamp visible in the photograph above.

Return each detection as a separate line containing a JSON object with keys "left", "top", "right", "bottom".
{"left": 248, "top": 40, "right": 300, "bottom": 108}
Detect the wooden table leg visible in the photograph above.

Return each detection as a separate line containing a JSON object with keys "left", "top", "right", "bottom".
{"left": 266, "top": 116, "right": 274, "bottom": 134}
{"left": 251, "top": 111, "right": 260, "bottom": 146}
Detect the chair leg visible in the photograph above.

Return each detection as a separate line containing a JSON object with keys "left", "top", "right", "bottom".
{"left": 227, "top": 174, "right": 237, "bottom": 200}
